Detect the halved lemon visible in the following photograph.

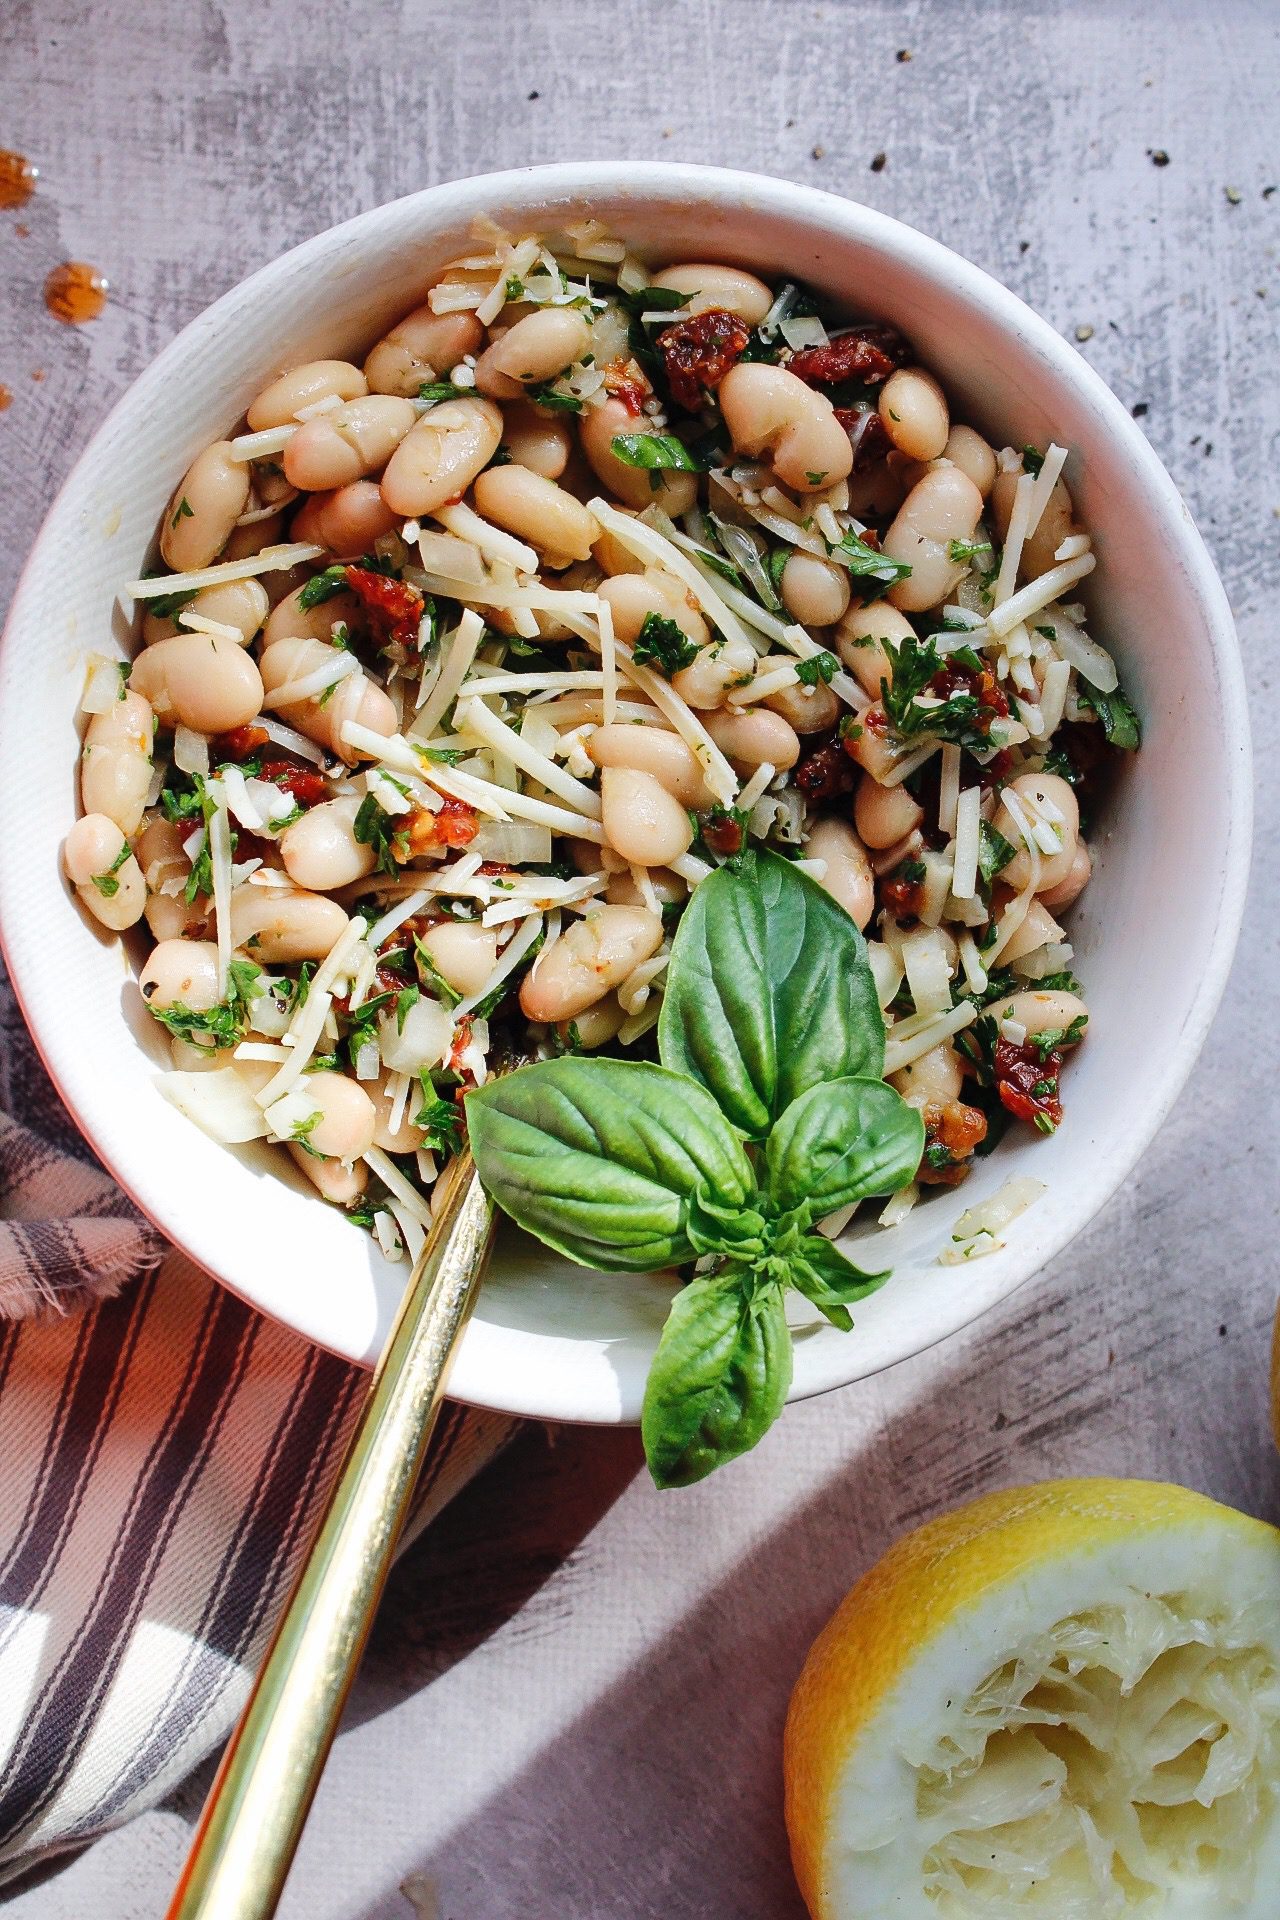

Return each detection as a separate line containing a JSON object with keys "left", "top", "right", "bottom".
{"left": 785, "top": 1479, "right": 1280, "bottom": 1917}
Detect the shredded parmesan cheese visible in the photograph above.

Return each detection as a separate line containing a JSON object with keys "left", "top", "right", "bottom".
{"left": 127, "top": 543, "right": 324, "bottom": 599}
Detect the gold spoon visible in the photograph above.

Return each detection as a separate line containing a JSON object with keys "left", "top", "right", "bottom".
{"left": 166, "top": 1146, "right": 496, "bottom": 1920}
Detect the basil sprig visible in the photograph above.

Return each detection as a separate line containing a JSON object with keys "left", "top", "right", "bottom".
{"left": 466, "top": 851, "right": 922, "bottom": 1488}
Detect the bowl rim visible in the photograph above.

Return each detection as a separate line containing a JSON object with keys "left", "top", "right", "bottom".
{"left": 0, "top": 161, "right": 1252, "bottom": 1419}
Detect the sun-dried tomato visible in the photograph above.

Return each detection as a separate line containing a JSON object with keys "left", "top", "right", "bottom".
{"left": 787, "top": 326, "right": 906, "bottom": 389}
{"left": 233, "top": 829, "right": 277, "bottom": 868}
{"left": 994, "top": 1035, "right": 1064, "bottom": 1131}
{"left": 345, "top": 566, "right": 424, "bottom": 657}
{"left": 881, "top": 867, "right": 925, "bottom": 920}
{"left": 602, "top": 363, "right": 648, "bottom": 413}
{"left": 701, "top": 809, "right": 746, "bottom": 857}
{"left": 657, "top": 308, "right": 750, "bottom": 411}
{"left": 979, "top": 748, "right": 1016, "bottom": 792}
{"left": 448, "top": 1015, "right": 474, "bottom": 1074}
{"left": 834, "top": 406, "right": 893, "bottom": 472}
{"left": 404, "top": 796, "right": 478, "bottom": 855}
{"left": 258, "top": 756, "right": 330, "bottom": 809}
{"left": 212, "top": 724, "right": 270, "bottom": 762}
{"left": 795, "top": 743, "right": 857, "bottom": 802}
{"left": 918, "top": 1099, "right": 989, "bottom": 1186}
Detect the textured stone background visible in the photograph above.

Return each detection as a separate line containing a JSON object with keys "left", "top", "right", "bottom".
{"left": 2, "top": 2, "right": 1278, "bottom": 1914}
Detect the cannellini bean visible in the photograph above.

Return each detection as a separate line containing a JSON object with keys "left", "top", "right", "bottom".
{"left": 993, "top": 772, "right": 1080, "bottom": 893}
{"left": 263, "top": 584, "right": 363, "bottom": 649}
{"left": 298, "top": 1071, "right": 376, "bottom": 1162}
{"left": 472, "top": 463, "right": 599, "bottom": 564}
{"left": 246, "top": 360, "right": 368, "bottom": 432}
{"left": 143, "top": 579, "right": 270, "bottom": 648}
{"left": 365, "top": 1073, "right": 427, "bottom": 1153}
{"left": 999, "top": 989, "right": 1090, "bottom": 1038}
{"left": 380, "top": 397, "right": 503, "bottom": 516}
{"left": 672, "top": 637, "right": 759, "bottom": 710}
{"left": 598, "top": 569, "right": 708, "bottom": 649}
{"left": 991, "top": 459, "right": 1080, "bottom": 580}
{"left": 878, "top": 367, "right": 950, "bottom": 462}
{"left": 137, "top": 816, "right": 209, "bottom": 939}
{"left": 130, "top": 633, "right": 264, "bottom": 734}
{"left": 890, "top": 1042, "right": 965, "bottom": 1110}
{"left": 649, "top": 262, "right": 774, "bottom": 325}
{"left": 81, "top": 688, "right": 154, "bottom": 835}
{"left": 258, "top": 637, "right": 396, "bottom": 762}
{"left": 605, "top": 867, "right": 687, "bottom": 909}
{"left": 160, "top": 442, "right": 251, "bottom": 572}
{"left": 592, "top": 523, "right": 648, "bottom": 577}
{"left": 805, "top": 817, "right": 874, "bottom": 928}
{"left": 720, "top": 362, "right": 853, "bottom": 493}
{"left": 845, "top": 458, "right": 908, "bottom": 521}
{"left": 228, "top": 885, "right": 349, "bottom": 962}
{"left": 519, "top": 905, "right": 663, "bottom": 1022}
{"left": 854, "top": 773, "right": 924, "bottom": 849}
{"left": 943, "top": 424, "right": 997, "bottom": 498}
{"left": 764, "top": 677, "right": 841, "bottom": 734}
{"left": 779, "top": 553, "right": 851, "bottom": 628}
{"left": 704, "top": 705, "right": 800, "bottom": 771}
{"left": 139, "top": 938, "right": 221, "bottom": 1011}
{"left": 224, "top": 513, "right": 292, "bottom": 571}
{"left": 555, "top": 993, "right": 626, "bottom": 1050}
{"left": 279, "top": 796, "right": 377, "bottom": 891}
{"left": 499, "top": 401, "right": 573, "bottom": 479}
{"left": 289, "top": 1142, "right": 368, "bottom": 1203}
{"left": 416, "top": 919, "right": 499, "bottom": 998}
{"left": 586, "top": 722, "right": 714, "bottom": 808}
{"left": 64, "top": 813, "right": 146, "bottom": 931}
{"left": 364, "top": 306, "right": 485, "bottom": 397}
{"left": 1039, "top": 838, "right": 1092, "bottom": 913}
{"left": 835, "top": 601, "right": 915, "bottom": 699}
{"left": 579, "top": 396, "right": 697, "bottom": 515}
{"left": 283, "top": 395, "right": 418, "bottom": 492}
{"left": 998, "top": 898, "right": 1065, "bottom": 965}
{"left": 600, "top": 765, "right": 694, "bottom": 867}
{"left": 474, "top": 307, "right": 593, "bottom": 398}
{"left": 883, "top": 466, "right": 984, "bottom": 611}
{"left": 842, "top": 703, "right": 905, "bottom": 783}
{"left": 291, "top": 480, "right": 401, "bottom": 559}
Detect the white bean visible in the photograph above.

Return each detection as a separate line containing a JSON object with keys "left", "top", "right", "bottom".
{"left": 649, "top": 262, "right": 774, "bottom": 325}
{"left": 380, "top": 397, "right": 504, "bottom": 516}
{"left": 764, "top": 677, "right": 841, "bottom": 734}
{"left": 991, "top": 459, "right": 1079, "bottom": 580}
{"left": 890, "top": 1042, "right": 964, "bottom": 1110}
{"left": 498, "top": 401, "right": 572, "bottom": 479}
{"left": 805, "top": 817, "right": 874, "bottom": 928}
{"left": 1039, "top": 838, "right": 1092, "bottom": 913}
{"left": 291, "top": 481, "right": 401, "bottom": 559}
{"left": 600, "top": 765, "right": 694, "bottom": 867}
{"left": 263, "top": 584, "right": 363, "bottom": 650}
{"left": 555, "top": 993, "right": 626, "bottom": 1050}
{"left": 246, "top": 360, "right": 367, "bottom": 432}
{"left": 283, "top": 396, "right": 418, "bottom": 492}
{"left": 779, "top": 553, "right": 851, "bottom": 628}
{"left": 365, "top": 306, "right": 485, "bottom": 397}
{"left": 943, "top": 424, "right": 997, "bottom": 498}
{"left": 130, "top": 632, "right": 264, "bottom": 734}
{"left": 671, "top": 637, "right": 758, "bottom": 710}
{"left": 81, "top": 688, "right": 154, "bottom": 835}
{"left": 598, "top": 570, "right": 709, "bottom": 650}
{"left": 586, "top": 722, "right": 714, "bottom": 808}
{"left": 416, "top": 920, "right": 498, "bottom": 998}
{"left": 854, "top": 773, "right": 924, "bottom": 849}
{"left": 289, "top": 1142, "right": 368, "bottom": 1203}
{"left": 160, "top": 442, "right": 251, "bottom": 572}
{"left": 704, "top": 705, "right": 800, "bottom": 771}
{"left": 579, "top": 396, "right": 697, "bottom": 514}
{"left": 719, "top": 362, "right": 853, "bottom": 493}
{"left": 998, "top": 898, "right": 1065, "bottom": 965}
{"left": 999, "top": 989, "right": 1090, "bottom": 1038}
{"left": 139, "top": 937, "right": 221, "bottom": 1011}
{"left": 472, "top": 463, "right": 599, "bottom": 564}
{"left": 279, "top": 796, "right": 377, "bottom": 891}
{"left": 519, "top": 905, "right": 663, "bottom": 1022}
{"left": 883, "top": 466, "right": 984, "bottom": 611}
{"left": 259, "top": 637, "right": 396, "bottom": 762}
{"left": 842, "top": 704, "right": 904, "bottom": 784}
{"left": 138, "top": 816, "right": 209, "bottom": 940}
{"left": 835, "top": 601, "right": 915, "bottom": 700}
{"left": 64, "top": 813, "right": 146, "bottom": 931}
{"left": 300, "top": 1071, "right": 377, "bottom": 1161}
{"left": 993, "top": 772, "right": 1080, "bottom": 892}
{"left": 474, "top": 307, "right": 592, "bottom": 398}
{"left": 878, "top": 367, "right": 950, "bottom": 462}
{"left": 228, "top": 885, "right": 349, "bottom": 963}
{"left": 366, "top": 1072, "right": 427, "bottom": 1153}
{"left": 143, "top": 578, "right": 269, "bottom": 648}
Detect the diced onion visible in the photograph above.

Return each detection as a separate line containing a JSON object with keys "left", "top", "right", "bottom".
{"left": 901, "top": 927, "right": 954, "bottom": 1019}
{"left": 1038, "top": 607, "right": 1118, "bottom": 693}
{"left": 81, "top": 655, "right": 124, "bottom": 714}
{"left": 157, "top": 1067, "right": 270, "bottom": 1144}
{"left": 173, "top": 724, "right": 209, "bottom": 777}
{"left": 940, "top": 1176, "right": 1046, "bottom": 1264}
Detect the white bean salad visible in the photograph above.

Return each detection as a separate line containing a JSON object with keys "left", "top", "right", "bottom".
{"left": 66, "top": 218, "right": 1139, "bottom": 1260}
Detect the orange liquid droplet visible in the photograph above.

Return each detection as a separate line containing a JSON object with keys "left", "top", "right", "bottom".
{"left": 0, "top": 150, "right": 37, "bottom": 210}
{"left": 0, "top": 384, "right": 11, "bottom": 412}
{"left": 44, "top": 261, "right": 109, "bottom": 324}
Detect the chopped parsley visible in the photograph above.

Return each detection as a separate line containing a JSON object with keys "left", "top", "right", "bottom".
{"left": 414, "top": 938, "right": 462, "bottom": 1010}
{"left": 825, "top": 527, "right": 912, "bottom": 599}
{"left": 90, "top": 841, "right": 132, "bottom": 899}
{"left": 416, "top": 380, "right": 470, "bottom": 407}
{"left": 1078, "top": 682, "right": 1141, "bottom": 750}
{"left": 413, "top": 1079, "right": 464, "bottom": 1154}
{"left": 147, "top": 957, "right": 261, "bottom": 1053}
{"left": 352, "top": 793, "right": 404, "bottom": 877}
{"left": 298, "top": 565, "right": 351, "bottom": 611}
{"left": 1021, "top": 445, "right": 1045, "bottom": 478}
{"left": 795, "top": 650, "right": 838, "bottom": 687}
{"left": 632, "top": 611, "right": 698, "bottom": 677}
{"left": 609, "top": 432, "right": 705, "bottom": 472}
{"left": 525, "top": 381, "right": 583, "bottom": 413}
{"left": 948, "top": 538, "right": 993, "bottom": 566}
{"left": 1032, "top": 1013, "right": 1088, "bottom": 1060}
{"left": 144, "top": 583, "right": 200, "bottom": 619}
{"left": 882, "top": 635, "right": 999, "bottom": 752}
{"left": 169, "top": 495, "right": 194, "bottom": 529}
{"left": 978, "top": 819, "right": 1016, "bottom": 886}
{"left": 1035, "top": 969, "right": 1083, "bottom": 995}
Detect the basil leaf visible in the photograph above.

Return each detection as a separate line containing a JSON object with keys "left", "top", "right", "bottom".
{"left": 764, "top": 1077, "right": 924, "bottom": 1216}
{"left": 609, "top": 432, "right": 706, "bottom": 472}
{"left": 465, "top": 1058, "right": 753, "bottom": 1272}
{"left": 657, "top": 849, "right": 884, "bottom": 1138}
{"left": 790, "top": 1234, "right": 888, "bottom": 1331}
{"left": 641, "top": 1272, "right": 792, "bottom": 1488}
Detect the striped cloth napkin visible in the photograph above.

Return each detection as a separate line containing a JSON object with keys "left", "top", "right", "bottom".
{"left": 0, "top": 967, "right": 518, "bottom": 1885}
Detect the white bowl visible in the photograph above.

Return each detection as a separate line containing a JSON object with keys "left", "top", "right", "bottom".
{"left": 0, "top": 163, "right": 1250, "bottom": 1424}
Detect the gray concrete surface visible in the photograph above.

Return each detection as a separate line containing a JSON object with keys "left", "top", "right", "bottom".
{"left": 2, "top": 1, "right": 1278, "bottom": 1914}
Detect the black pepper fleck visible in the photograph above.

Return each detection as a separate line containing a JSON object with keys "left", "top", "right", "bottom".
{"left": 527, "top": 89, "right": 539, "bottom": 100}
{"left": 870, "top": 151, "right": 887, "bottom": 173}
{"left": 1264, "top": 185, "right": 1276, "bottom": 199}
{"left": 896, "top": 47, "right": 912, "bottom": 61}
{"left": 1148, "top": 148, "right": 1170, "bottom": 167}
{"left": 1131, "top": 401, "right": 1149, "bottom": 417}
{"left": 1019, "top": 239, "right": 1031, "bottom": 253}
